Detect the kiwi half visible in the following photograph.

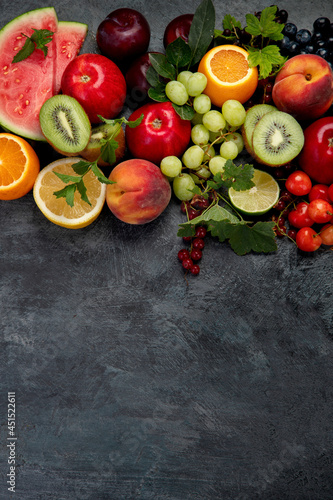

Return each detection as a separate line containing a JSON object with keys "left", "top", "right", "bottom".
{"left": 242, "top": 104, "right": 277, "bottom": 156}
{"left": 39, "top": 94, "right": 91, "bottom": 156}
{"left": 81, "top": 123, "right": 126, "bottom": 167}
{"left": 252, "top": 110, "right": 304, "bottom": 167}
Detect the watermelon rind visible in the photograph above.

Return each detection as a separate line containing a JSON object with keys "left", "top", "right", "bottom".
{"left": 0, "top": 7, "right": 58, "bottom": 141}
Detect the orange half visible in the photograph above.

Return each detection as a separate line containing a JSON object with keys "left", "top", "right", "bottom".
{"left": 0, "top": 133, "right": 40, "bottom": 200}
{"left": 198, "top": 45, "right": 258, "bottom": 107}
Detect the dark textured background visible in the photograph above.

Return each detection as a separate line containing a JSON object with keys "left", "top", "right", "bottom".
{"left": 1, "top": 0, "right": 333, "bottom": 499}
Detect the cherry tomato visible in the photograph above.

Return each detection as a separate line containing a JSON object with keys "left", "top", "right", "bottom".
{"left": 296, "top": 227, "right": 322, "bottom": 252}
{"left": 288, "top": 202, "right": 314, "bottom": 228}
{"left": 308, "top": 199, "right": 333, "bottom": 224}
{"left": 285, "top": 170, "right": 312, "bottom": 196}
{"left": 308, "top": 184, "right": 331, "bottom": 203}
{"left": 320, "top": 224, "right": 333, "bottom": 246}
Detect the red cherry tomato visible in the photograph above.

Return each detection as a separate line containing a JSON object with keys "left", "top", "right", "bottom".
{"left": 296, "top": 227, "right": 322, "bottom": 252}
{"left": 320, "top": 224, "right": 333, "bottom": 246}
{"left": 308, "top": 199, "right": 333, "bottom": 224}
{"left": 308, "top": 184, "right": 331, "bottom": 203}
{"left": 288, "top": 201, "right": 314, "bottom": 228}
{"left": 285, "top": 170, "right": 312, "bottom": 196}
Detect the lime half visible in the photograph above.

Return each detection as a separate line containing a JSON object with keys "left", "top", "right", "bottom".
{"left": 228, "top": 169, "right": 280, "bottom": 215}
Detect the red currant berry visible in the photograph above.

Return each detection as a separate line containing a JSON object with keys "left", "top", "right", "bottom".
{"left": 190, "top": 249, "right": 203, "bottom": 261}
{"left": 182, "top": 258, "right": 193, "bottom": 270}
{"left": 274, "top": 199, "right": 286, "bottom": 211}
{"left": 287, "top": 228, "right": 297, "bottom": 241}
{"left": 190, "top": 264, "right": 200, "bottom": 275}
{"left": 178, "top": 249, "right": 190, "bottom": 261}
{"left": 192, "top": 238, "right": 205, "bottom": 250}
{"left": 195, "top": 226, "right": 207, "bottom": 238}
{"left": 182, "top": 236, "right": 192, "bottom": 243}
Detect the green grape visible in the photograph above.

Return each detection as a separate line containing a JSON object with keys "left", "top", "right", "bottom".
{"left": 221, "top": 99, "right": 246, "bottom": 128}
{"left": 209, "top": 130, "right": 225, "bottom": 145}
{"left": 191, "top": 112, "right": 203, "bottom": 126}
{"left": 223, "top": 132, "right": 244, "bottom": 154}
{"left": 177, "top": 70, "right": 193, "bottom": 87}
{"left": 202, "top": 110, "right": 226, "bottom": 133}
{"left": 201, "top": 143, "right": 216, "bottom": 162}
{"left": 209, "top": 155, "right": 227, "bottom": 175}
{"left": 186, "top": 72, "right": 207, "bottom": 97}
{"left": 193, "top": 94, "right": 211, "bottom": 114}
{"left": 182, "top": 145, "right": 204, "bottom": 170}
{"left": 220, "top": 140, "right": 238, "bottom": 160}
{"left": 165, "top": 80, "right": 188, "bottom": 106}
{"left": 160, "top": 156, "right": 182, "bottom": 178}
{"left": 173, "top": 173, "right": 196, "bottom": 201}
{"left": 190, "top": 166, "right": 211, "bottom": 184}
{"left": 191, "top": 124, "right": 210, "bottom": 146}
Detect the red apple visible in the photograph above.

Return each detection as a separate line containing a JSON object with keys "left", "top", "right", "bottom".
{"left": 96, "top": 8, "right": 150, "bottom": 64}
{"left": 61, "top": 53, "right": 126, "bottom": 123}
{"left": 272, "top": 54, "right": 333, "bottom": 121}
{"left": 298, "top": 116, "right": 333, "bottom": 184}
{"left": 163, "top": 14, "right": 194, "bottom": 48}
{"left": 106, "top": 159, "right": 171, "bottom": 224}
{"left": 125, "top": 101, "right": 191, "bottom": 165}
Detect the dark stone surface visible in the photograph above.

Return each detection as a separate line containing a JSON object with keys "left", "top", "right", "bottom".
{"left": 1, "top": 1, "right": 333, "bottom": 499}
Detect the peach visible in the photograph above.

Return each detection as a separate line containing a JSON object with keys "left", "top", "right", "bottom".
{"left": 106, "top": 159, "right": 171, "bottom": 224}
{"left": 272, "top": 54, "right": 333, "bottom": 121}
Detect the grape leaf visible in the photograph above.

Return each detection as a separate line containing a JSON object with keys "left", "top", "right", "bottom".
{"left": 148, "top": 84, "right": 168, "bottom": 102}
{"left": 188, "top": 0, "right": 215, "bottom": 66}
{"left": 224, "top": 221, "right": 277, "bottom": 255}
{"left": 245, "top": 6, "right": 284, "bottom": 40}
{"left": 12, "top": 29, "right": 54, "bottom": 63}
{"left": 166, "top": 37, "right": 192, "bottom": 68}
{"left": 248, "top": 45, "right": 287, "bottom": 79}
{"left": 149, "top": 53, "right": 176, "bottom": 80}
{"left": 145, "top": 65, "right": 161, "bottom": 87}
{"left": 222, "top": 14, "right": 242, "bottom": 31}
{"left": 172, "top": 103, "right": 195, "bottom": 120}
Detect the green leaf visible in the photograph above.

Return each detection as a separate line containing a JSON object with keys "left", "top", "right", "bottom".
{"left": 172, "top": 103, "right": 195, "bottom": 120}
{"left": 76, "top": 179, "right": 91, "bottom": 206}
{"left": 248, "top": 45, "right": 287, "bottom": 79}
{"left": 224, "top": 221, "right": 277, "bottom": 255}
{"left": 206, "top": 218, "right": 233, "bottom": 242}
{"left": 166, "top": 37, "right": 192, "bottom": 68}
{"left": 222, "top": 14, "right": 242, "bottom": 31}
{"left": 53, "top": 184, "right": 77, "bottom": 207}
{"left": 98, "top": 114, "right": 143, "bottom": 128}
{"left": 12, "top": 29, "right": 54, "bottom": 63}
{"left": 91, "top": 163, "right": 115, "bottom": 184}
{"left": 148, "top": 84, "right": 168, "bottom": 102}
{"left": 53, "top": 171, "right": 82, "bottom": 184}
{"left": 145, "top": 65, "right": 161, "bottom": 87}
{"left": 188, "top": 0, "right": 216, "bottom": 66}
{"left": 100, "top": 138, "right": 118, "bottom": 165}
{"left": 222, "top": 161, "right": 255, "bottom": 191}
{"left": 245, "top": 6, "right": 284, "bottom": 40}
{"left": 148, "top": 53, "right": 176, "bottom": 80}
{"left": 177, "top": 203, "right": 239, "bottom": 238}
{"left": 71, "top": 160, "right": 91, "bottom": 176}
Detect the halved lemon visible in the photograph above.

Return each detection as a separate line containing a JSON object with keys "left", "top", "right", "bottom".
{"left": 228, "top": 169, "right": 280, "bottom": 216}
{"left": 198, "top": 45, "right": 258, "bottom": 107}
{"left": 33, "top": 157, "right": 106, "bottom": 228}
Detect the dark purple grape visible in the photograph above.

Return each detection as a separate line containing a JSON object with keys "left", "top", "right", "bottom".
{"left": 279, "top": 35, "right": 292, "bottom": 54}
{"left": 295, "top": 29, "right": 312, "bottom": 46}
{"left": 289, "top": 41, "right": 300, "bottom": 55}
{"left": 283, "top": 23, "right": 297, "bottom": 39}
{"left": 316, "top": 39, "right": 328, "bottom": 50}
{"left": 313, "top": 17, "right": 331, "bottom": 36}
{"left": 277, "top": 9, "right": 288, "bottom": 23}
{"left": 304, "top": 44, "right": 315, "bottom": 54}
{"left": 327, "top": 37, "right": 333, "bottom": 50}
{"left": 316, "top": 47, "right": 330, "bottom": 59}
{"left": 312, "top": 31, "right": 324, "bottom": 46}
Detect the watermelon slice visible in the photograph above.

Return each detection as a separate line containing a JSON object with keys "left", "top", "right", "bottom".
{"left": 54, "top": 21, "right": 88, "bottom": 94}
{"left": 0, "top": 7, "right": 58, "bottom": 141}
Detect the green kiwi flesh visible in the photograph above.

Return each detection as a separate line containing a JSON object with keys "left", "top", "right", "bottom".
{"left": 39, "top": 94, "right": 91, "bottom": 155}
{"left": 252, "top": 110, "right": 304, "bottom": 167}
{"left": 242, "top": 104, "right": 277, "bottom": 156}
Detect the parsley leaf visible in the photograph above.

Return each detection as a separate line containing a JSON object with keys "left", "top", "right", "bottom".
{"left": 12, "top": 29, "right": 54, "bottom": 63}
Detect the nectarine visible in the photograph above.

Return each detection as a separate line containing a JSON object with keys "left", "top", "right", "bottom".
{"left": 272, "top": 54, "right": 333, "bottom": 121}
{"left": 106, "top": 159, "right": 171, "bottom": 224}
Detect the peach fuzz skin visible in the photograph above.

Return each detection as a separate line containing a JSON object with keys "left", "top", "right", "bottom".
{"left": 106, "top": 159, "right": 171, "bottom": 224}
{"left": 272, "top": 54, "right": 333, "bottom": 121}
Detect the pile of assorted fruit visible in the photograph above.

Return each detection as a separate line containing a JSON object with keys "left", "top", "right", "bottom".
{"left": 0, "top": 2, "right": 332, "bottom": 276}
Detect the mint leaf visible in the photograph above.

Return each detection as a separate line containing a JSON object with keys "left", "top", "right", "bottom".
{"left": 71, "top": 160, "right": 91, "bottom": 176}
{"left": 149, "top": 53, "right": 176, "bottom": 80}
{"left": 166, "top": 37, "right": 192, "bottom": 68}
{"left": 12, "top": 29, "right": 54, "bottom": 63}
{"left": 222, "top": 14, "right": 242, "bottom": 31}
{"left": 91, "top": 163, "right": 115, "bottom": 184}
{"left": 248, "top": 45, "right": 287, "bottom": 79}
{"left": 100, "top": 138, "right": 118, "bottom": 165}
{"left": 53, "top": 184, "right": 77, "bottom": 207}
{"left": 77, "top": 179, "right": 91, "bottom": 206}
{"left": 224, "top": 221, "right": 277, "bottom": 255}
{"left": 188, "top": 0, "right": 216, "bottom": 66}
{"left": 53, "top": 171, "right": 82, "bottom": 184}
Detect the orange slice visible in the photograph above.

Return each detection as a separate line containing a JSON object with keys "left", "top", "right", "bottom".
{"left": 0, "top": 133, "right": 40, "bottom": 200}
{"left": 33, "top": 157, "right": 106, "bottom": 228}
{"left": 198, "top": 45, "right": 258, "bottom": 107}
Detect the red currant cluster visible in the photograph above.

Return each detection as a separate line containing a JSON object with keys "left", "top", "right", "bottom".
{"left": 245, "top": 76, "right": 275, "bottom": 107}
{"left": 178, "top": 225, "right": 207, "bottom": 276}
